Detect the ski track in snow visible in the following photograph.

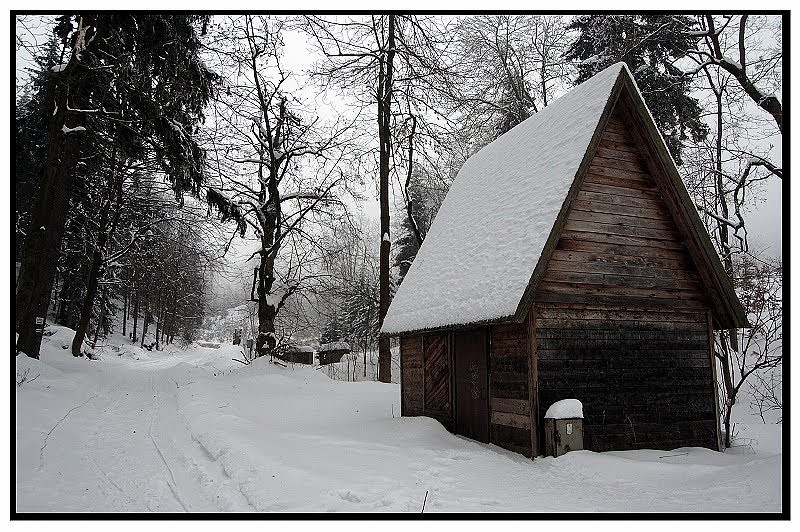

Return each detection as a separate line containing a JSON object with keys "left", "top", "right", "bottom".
{"left": 38, "top": 392, "right": 99, "bottom": 471}
{"left": 147, "top": 376, "right": 188, "bottom": 512}
{"left": 15, "top": 326, "right": 782, "bottom": 513}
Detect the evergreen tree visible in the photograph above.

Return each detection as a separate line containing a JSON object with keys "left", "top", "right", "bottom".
{"left": 392, "top": 169, "right": 437, "bottom": 285}
{"left": 16, "top": 15, "right": 216, "bottom": 358}
{"left": 565, "top": 15, "right": 709, "bottom": 163}
{"left": 15, "top": 33, "right": 62, "bottom": 262}
{"left": 320, "top": 315, "right": 345, "bottom": 344}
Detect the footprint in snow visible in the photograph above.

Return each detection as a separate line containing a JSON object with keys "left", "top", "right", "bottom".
{"left": 337, "top": 490, "right": 362, "bottom": 503}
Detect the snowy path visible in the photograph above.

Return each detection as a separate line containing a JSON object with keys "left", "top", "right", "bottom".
{"left": 16, "top": 326, "right": 782, "bottom": 513}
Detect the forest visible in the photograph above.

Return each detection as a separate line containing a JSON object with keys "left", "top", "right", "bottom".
{"left": 15, "top": 13, "right": 782, "bottom": 450}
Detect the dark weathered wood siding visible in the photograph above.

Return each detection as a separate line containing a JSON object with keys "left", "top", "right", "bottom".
{"left": 488, "top": 322, "right": 534, "bottom": 457}
{"left": 401, "top": 325, "right": 535, "bottom": 454}
{"left": 400, "top": 333, "right": 454, "bottom": 430}
{"left": 533, "top": 106, "right": 719, "bottom": 452}
{"left": 400, "top": 335, "right": 423, "bottom": 416}
{"left": 423, "top": 332, "right": 453, "bottom": 427}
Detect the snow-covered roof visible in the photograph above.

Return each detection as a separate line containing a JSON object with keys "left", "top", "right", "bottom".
{"left": 286, "top": 345, "right": 314, "bottom": 353}
{"left": 382, "top": 63, "right": 627, "bottom": 335}
{"left": 318, "top": 341, "right": 351, "bottom": 353}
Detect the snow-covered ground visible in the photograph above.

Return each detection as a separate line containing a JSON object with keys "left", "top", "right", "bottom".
{"left": 15, "top": 325, "right": 782, "bottom": 513}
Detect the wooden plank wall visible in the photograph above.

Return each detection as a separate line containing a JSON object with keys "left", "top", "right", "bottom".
{"left": 402, "top": 326, "right": 535, "bottom": 456}
{"left": 400, "top": 335, "right": 423, "bottom": 416}
{"left": 423, "top": 333, "right": 453, "bottom": 429}
{"left": 489, "top": 322, "right": 533, "bottom": 457}
{"left": 533, "top": 106, "right": 719, "bottom": 452}
{"left": 400, "top": 333, "right": 454, "bottom": 430}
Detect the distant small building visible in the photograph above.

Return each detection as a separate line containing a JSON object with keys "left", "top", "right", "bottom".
{"left": 381, "top": 63, "right": 748, "bottom": 458}
{"left": 280, "top": 345, "right": 314, "bottom": 365}
{"left": 317, "top": 341, "right": 351, "bottom": 366}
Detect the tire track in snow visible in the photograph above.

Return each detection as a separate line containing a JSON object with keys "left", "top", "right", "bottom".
{"left": 85, "top": 378, "right": 143, "bottom": 511}
{"left": 179, "top": 406, "right": 258, "bottom": 510}
{"left": 39, "top": 393, "right": 99, "bottom": 471}
{"left": 146, "top": 373, "right": 257, "bottom": 511}
{"left": 148, "top": 376, "right": 188, "bottom": 512}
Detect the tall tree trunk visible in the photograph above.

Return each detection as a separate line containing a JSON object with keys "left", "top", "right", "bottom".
{"left": 131, "top": 290, "right": 139, "bottom": 342}
{"left": 51, "top": 271, "right": 60, "bottom": 315}
{"left": 167, "top": 292, "right": 178, "bottom": 345}
{"left": 65, "top": 282, "right": 75, "bottom": 330}
{"left": 15, "top": 52, "right": 85, "bottom": 359}
{"left": 122, "top": 285, "right": 128, "bottom": 337}
{"left": 57, "top": 275, "right": 71, "bottom": 325}
{"left": 91, "top": 287, "right": 107, "bottom": 349}
{"left": 70, "top": 154, "right": 123, "bottom": 357}
{"left": 711, "top": 86, "right": 738, "bottom": 448}
{"left": 161, "top": 300, "right": 166, "bottom": 348}
{"left": 70, "top": 219, "right": 107, "bottom": 356}
{"left": 713, "top": 90, "right": 738, "bottom": 351}
{"left": 717, "top": 332, "right": 736, "bottom": 448}
{"left": 141, "top": 305, "right": 150, "bottom": 348}
{"left": 154, "top": 292, "right": 162, "bottom": 351}
{"left": 255, "top": 250, "right": 279, "bottom": 357}
{"left": 377, "top": 14, "right": 396, "bottom": 384}
{"left": 162, "top": 304, "right": 168, "bottom": 345}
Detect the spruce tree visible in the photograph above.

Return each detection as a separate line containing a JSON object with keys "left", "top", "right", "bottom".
{"left": 15, "top": 15, "right": 216, "bottom": 358}
{"left": 565, "top": 15, "right": 709, "bottom": 163}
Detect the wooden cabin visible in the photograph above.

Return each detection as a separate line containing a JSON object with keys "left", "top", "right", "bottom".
{"left": 381, "top": 63, "right": 748, "bottom": 458}
{"left": 317, "top": 341, "right": 352, "bottom": 366}
{"left": 280, "top": 345, "right": 314, "bottom": 365}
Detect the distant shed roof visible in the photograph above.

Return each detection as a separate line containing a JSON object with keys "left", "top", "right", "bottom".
{"left": 318, "top": 341, "right": 351, "bottom": 353}
{"left": 382, "top": 62, "right": 747, "bottom": 336}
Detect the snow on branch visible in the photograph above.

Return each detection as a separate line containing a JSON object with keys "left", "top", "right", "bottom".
{"left": 206, "top": 188, "right": 247, "bottom": 237}
{"left": 61, "top": 125, "right": 87, "bottom": 135}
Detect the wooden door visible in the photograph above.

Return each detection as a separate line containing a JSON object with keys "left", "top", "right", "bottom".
{"left": 455, "top": 328, "right": 489, "bottom": 443}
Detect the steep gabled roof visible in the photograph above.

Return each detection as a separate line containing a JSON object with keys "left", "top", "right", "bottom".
{"left": 382, "top": 63, "right": 747, "bottom": 336}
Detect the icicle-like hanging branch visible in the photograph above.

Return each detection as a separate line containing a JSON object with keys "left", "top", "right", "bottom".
{"left": 206, "top": 188, "right": 247, "bottom": 237}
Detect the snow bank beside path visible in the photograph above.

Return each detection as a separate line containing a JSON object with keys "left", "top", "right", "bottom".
{"left": 15, "top": 326, "right": 782, "bottom": 513}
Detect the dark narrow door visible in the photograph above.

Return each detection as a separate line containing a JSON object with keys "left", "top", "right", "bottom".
{"left": 455, "top": 328, "right": 489, "bottom": 443}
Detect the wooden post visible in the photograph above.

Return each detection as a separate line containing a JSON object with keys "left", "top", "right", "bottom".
{"left": 421, "top": 335, "right": 426, "bottom": 413}
{"left": 707, "top": 309, "right": 723, "bottom": 451}
{"left": 528, "top": 306, "right": 539, "bottom": 458}
{"left": 399, "top": 335, "right": 405, "bottom": 416}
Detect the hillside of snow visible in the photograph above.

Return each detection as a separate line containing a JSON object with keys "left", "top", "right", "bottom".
{"left": 15, "top": 325, "right": 782, "bottom": 513}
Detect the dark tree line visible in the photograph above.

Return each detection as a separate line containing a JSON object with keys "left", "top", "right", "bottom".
{"left": 16, "top": 14, "right": 218, "bottom": 358}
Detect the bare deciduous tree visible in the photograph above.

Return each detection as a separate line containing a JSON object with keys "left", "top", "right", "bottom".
{"left": 304, "top": 15, "right": 454, "bottom": 382}
{"left": 680, "top": 14, "right": 782, "bottom": 445}
{"left": 205, "top": 16, "right": 352, "bottom": 357}
{"left": 450, "top": 15, "right": 574, "bottom": 142}
{"left": 715, "top": 256, "right": 782, "bottom": 444}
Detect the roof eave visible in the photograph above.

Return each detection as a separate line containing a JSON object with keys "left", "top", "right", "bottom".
{"left": 380, "top": 313, "right": 516, "bottom": 338}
